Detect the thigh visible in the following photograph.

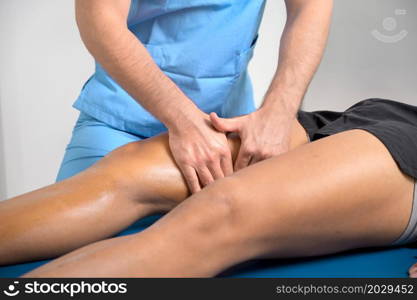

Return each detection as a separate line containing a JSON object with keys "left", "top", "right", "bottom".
{"left": 218, "top": 129, "right": 415, "bottom": 257}
{"left": 136, "top": 129, "right": 414, "bottom": 274}
{"left": 56, "top": 113, "right": 144, "bottom": 182}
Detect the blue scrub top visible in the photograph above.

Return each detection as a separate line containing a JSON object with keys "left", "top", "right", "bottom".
{"left": 73, "top": 0, "right": 266, "bottom": 137}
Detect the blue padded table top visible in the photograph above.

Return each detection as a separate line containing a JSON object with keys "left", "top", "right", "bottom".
{"left": 1, "top": 215, "right": 416, "bottom": 278}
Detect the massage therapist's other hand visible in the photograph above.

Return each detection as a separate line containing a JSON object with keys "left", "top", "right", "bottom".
{"left": 210, "top": 106, "right": 293, "bottom": 171}
{"left": 167, "top": 111, "right": 233, "bottom": 194}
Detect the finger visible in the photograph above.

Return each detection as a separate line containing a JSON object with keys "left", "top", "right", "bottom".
{"left": 234, "top": 149, "right": 252, "bottom": 171}
{"left": 250, "top": 148, "right": 284, "bottom": 165}
{"left": 249, "top": 152, "right": 272, "bottom": 165}
{"left": 210, "top": 112, "right": 241, "bottom": 133}
{"left": 196, "top": 166, "right": 215, "bottom": 188}
{"left": 220, "top": 152, "right": 234, "bottom": 176}
{"left": 249, "top": 155, "right": 264, "bottom": 165}
{"left": 207, "top": 159, "right": 225, "bottom": 180}
{"left": 180, "top": 166, "right": 201, "bottom": 194}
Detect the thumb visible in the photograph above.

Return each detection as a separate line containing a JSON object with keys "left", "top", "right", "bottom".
{"left": 210, "top": 112, "right": 242, "bottom": 133}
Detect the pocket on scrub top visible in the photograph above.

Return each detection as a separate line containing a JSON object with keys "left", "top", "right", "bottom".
{"left": 165, "top": 0, "right": 233, "bottom": 10}
{"left": 143, "top": 33, "right": 259, "bottom": 80}
{"left": 144, "top": 44, "right": 240, "bottom": 79}
{"left": 236, "top": 34, "right": 259, "bottom": 74}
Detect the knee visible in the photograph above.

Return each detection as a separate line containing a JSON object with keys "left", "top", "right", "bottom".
{"left": 186, "top": 176, "right": 297, "bottom": 243}
{"left": 183, "top": 177, "right": 243, "bottom": 239}
{"left": 159, "top": 177, "right": 260, "bottom": 267}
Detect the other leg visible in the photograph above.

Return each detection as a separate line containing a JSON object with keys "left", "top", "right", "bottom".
{"left": 25, "top": 129, "right": 414, "bottom": 277}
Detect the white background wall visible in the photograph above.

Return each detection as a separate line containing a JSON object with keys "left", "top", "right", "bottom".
{"left": 0, "top": 0, "right": 416, "bottom": 199}
{"left": 0, "top": 0, "right": 93, "bottom": 199}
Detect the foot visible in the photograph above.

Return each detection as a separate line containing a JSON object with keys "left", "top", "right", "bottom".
{"left": 409, "top": 262, "right": 417, "bottom": 278}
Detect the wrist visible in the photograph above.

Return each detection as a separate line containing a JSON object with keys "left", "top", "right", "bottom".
{"left": 165, "top": 104, "right": 207, "bottom": 132}
{"left": 260, "top": 93, "right": 300, "bottom": 119}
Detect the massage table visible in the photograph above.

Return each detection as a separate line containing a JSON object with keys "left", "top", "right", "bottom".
{"left": 1, "top": 215, "right": 416, "bottom": 278}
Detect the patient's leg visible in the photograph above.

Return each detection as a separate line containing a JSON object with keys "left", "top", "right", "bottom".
{"left": 0, "top": 120, "right": 309, "bottom": 265}
{"left": 24, "top": 129, "right": 414, "bottom": 277}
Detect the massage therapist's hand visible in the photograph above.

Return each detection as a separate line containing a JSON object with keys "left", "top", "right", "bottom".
{"left": 206, "top": 0, "right": 333, "bottom": 170}
{"left": 210, "top": 106, "right": 293, "bottom": 171}
{"left": 167, "top": 111, "right": 234, "bottom": 194}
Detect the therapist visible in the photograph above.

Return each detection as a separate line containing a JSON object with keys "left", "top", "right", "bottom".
{"left": 57, "top": 0, "right": 333, "bottom": 193}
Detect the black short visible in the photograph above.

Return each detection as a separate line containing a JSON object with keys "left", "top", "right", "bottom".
{"left": 297, "top": 98, "right": 417, "bottom": 179}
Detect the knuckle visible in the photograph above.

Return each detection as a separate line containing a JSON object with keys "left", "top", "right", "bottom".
{"left": 195, "top": 162, "right": 204, "bottom": 170}
{"left": 179, "top": 158, "right": 190, "bottom": 165}
{"left": 193, "top": 156, "right": 204, "bottom": 166}
{"left": 214, "top": 143, "right": 228, "bottom": 154}
{"left": 244, "top": 146, "right": 255, "bottom": 155}
{"left": 205, "top": 154, "right": 217, "bottom": 164}
{"left": 178, "top": 153, "right": 192, "bottom": 163}
{"left": 220, "top": 148, "right": 230, "bottom": 157}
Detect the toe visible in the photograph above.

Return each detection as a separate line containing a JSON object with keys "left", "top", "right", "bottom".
{"left": 409, "top": 263, "right": 417, "bottom": 278}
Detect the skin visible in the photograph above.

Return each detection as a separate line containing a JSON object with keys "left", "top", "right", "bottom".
{"left": 75, "top": 0, "right": 333, "bottom": 193}
{"left": 0, "top": 119, "right": 307, "bottom": 264}
{"left": 0, "top": 120, "right": 414, "bottom": 277}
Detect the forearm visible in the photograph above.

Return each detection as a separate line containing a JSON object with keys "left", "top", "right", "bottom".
{"left": 75, "top": 0, "right": 200, "bottom": 127}
{"left": 261, "top": 0, "right": 333, "bottom": 116}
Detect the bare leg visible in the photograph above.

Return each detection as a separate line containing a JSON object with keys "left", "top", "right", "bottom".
{"left": 0, "top": 119, "right": 310, "bottom": 265}
{"left": 25, "top": 129, "right": 414, "bottom": 277}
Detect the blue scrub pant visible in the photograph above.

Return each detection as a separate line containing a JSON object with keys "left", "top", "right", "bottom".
{"left": 56, "top": 113, "right": 146, "bottom": 182}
